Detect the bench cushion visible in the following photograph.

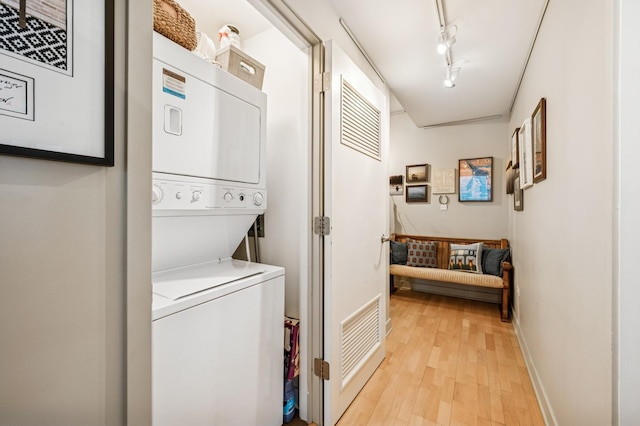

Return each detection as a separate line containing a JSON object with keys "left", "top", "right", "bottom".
{"left": 389, "top": 264, "right": 504, "bottom": 289}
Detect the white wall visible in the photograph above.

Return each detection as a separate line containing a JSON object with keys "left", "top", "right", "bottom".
{"left": 508, "top": 1, "right": 613, "bottom": 424}
{"left": 0, "top": 0, "right": 130, "bottom": 423}
{"left": 243, "top": 27, "right": 309, "bottom": 321}
{"left": 390, "top": 114, "right": 509, "bottom": 239}
{"left": 615, "top": 0, "right": 640, "bottom": 423}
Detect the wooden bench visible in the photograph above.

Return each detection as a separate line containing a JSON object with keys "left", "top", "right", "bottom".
{"left": 390, "top": 234, "right": 512, "bottom": 322}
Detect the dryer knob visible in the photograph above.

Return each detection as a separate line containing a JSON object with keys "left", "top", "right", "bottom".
{"left": 152, "top": 185, "right": 163, "bottom": 205}
{"left": 253, "top": 192, "right": 264, "bottom": 206}
{"left": 192, "top": 190, "right": 202, "bottom": 202}
{"left": 224, "top": 192, "right": 233, "bottom": 202}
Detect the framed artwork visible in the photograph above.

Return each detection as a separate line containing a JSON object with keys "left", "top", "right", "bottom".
{"left": 0, "top": 0, "right": 115, "bottom": 166}
{"left": 389, "top": 175, "right": 404, "bottom": 195}
{"left": 406, "top": 164, "right": 428, "bottom": 183}
{"left": 532, "top": 98, "right": 547, "bottom": 183}
{"left": 432, "top": 168, "right": 456, "bottom": 194}
{"left": 514, "top": 171, "right": 524, "bottom": 211}
{"left": 406, "top": 185, "right": 428, "bottom": 203}
{"left": 506, "top": 167, "right": 515, "bottom": 194}
{"left": 518, "top": 119, "right": 534, "bottom": 189}
{"left": 511, "top": 127, "right": 520, "bottom": 169}
{"left": 458, "top": 157, "right": 493, "bottom": 202}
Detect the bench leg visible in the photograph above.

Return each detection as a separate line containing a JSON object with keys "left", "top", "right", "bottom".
{"left": 501, "top": 286, "right": 510, "bottom": 322}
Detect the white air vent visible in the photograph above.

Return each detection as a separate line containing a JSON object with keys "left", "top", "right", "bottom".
{"left": 341, "top": 78, "right": 381, "bottom": 160}
{"left": 340, "top": 295, "right": 382, "bottom": 388}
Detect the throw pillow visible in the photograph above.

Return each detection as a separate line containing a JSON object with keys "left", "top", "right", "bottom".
{"left": 448, "top": 243, "right": 483, "bottom": 273}
{"left": 406, "top": 240, "right": 438, "bottom": 268}
{"left": 390, "top": 240, "right": 408, "bottom": 265}
{"left": 481, "top": 247, "right": 511, "bottom": 276}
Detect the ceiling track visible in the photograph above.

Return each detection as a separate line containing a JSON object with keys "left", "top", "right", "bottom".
{"left": 339, "top": 18, "right": 386, "bottom": 84}
{"left": 508, "top": 0, "right": 551, "bottom": 116}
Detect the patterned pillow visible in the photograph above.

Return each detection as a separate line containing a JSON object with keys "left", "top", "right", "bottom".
{"left": 448, "top": 243, "right": 483, "bottom": 273}
{"left": 406, "top": 240, "right": 438, "bottom": 268}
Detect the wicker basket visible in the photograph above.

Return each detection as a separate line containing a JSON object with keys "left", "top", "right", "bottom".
{"left": 153, "top": 0, "right": 197, "bottom": 51}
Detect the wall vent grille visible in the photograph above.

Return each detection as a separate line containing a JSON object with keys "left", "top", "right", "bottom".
{"left": 341, "top": 78, "right": 381, "bottom": 160}
{"left": 340, "top": 295, "right": 381, "bottom": 387}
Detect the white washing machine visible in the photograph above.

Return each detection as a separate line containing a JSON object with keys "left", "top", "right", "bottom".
{"left": 151, "top": 33, "right": 284, "bottom": 426}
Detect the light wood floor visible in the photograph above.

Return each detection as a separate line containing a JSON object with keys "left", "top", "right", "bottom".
{"left": 335, "top": 290, "right": 545, "bottom": 426}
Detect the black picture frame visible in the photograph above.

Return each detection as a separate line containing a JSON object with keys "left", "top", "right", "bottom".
{"left": 406, "top": 185, "right": 428, "bottom": 203}
{"left": 406, "top": 164, "right": 428, "bottom": 183}
{"left": 0, "top": 0, "right": 115, "bottom": 166}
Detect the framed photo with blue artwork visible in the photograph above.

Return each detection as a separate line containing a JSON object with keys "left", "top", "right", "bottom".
{"left": 0, "top": 0, "right": 114, "bottom": 166}
{"left": 458, "top": 157, "right": 493, "bottom": 202}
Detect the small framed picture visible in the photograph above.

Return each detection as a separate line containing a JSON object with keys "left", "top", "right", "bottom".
{"left": 406, "top": 164, "right": 428, "bottom": 183}
{"left": 389, "top": 175, "right": 404, "bottom": 195}
{"left": 514, "top": 171, "right": 524, "bottom": 211}
{"left": 519, "top": 119, "right": 534, "bottom": 189}
{"left": 532, "top": 98, "right": 546, "bottom": 183}
{"left": 406, "top": 185, "right": 428, "bottom": 203}
{"left": 511, "top": 127, "right": 520, "bottom": 169}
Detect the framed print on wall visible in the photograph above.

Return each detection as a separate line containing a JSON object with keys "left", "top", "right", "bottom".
{"left": 532, "top": 98, "right": 547, "bottom": 183}
{"left": 511, "top": 127, "right": 520, "bottom": 169}
{"left": 458, "top": 157, "right": 493, "bottom": 202}
{"left": 389, "top": 175, "right": 404, "bottom": 195}
{"left": 0, "top": 0, "right": 115, "bottom": 166}
{"left": 518, "top": 119, "right": 534, "bottom": 189}
{"left": 514, "top": 170, "right": 524, "bottom": 211}
{"left": 406, "top": 185, "right": 428, "bottom": 203}
{"left": 406, "top": 164, "right": 428, "bottom": 183}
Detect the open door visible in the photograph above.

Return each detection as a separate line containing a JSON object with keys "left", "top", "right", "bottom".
{"left": 322, "top": 40, "right": 389, "bottom": 425}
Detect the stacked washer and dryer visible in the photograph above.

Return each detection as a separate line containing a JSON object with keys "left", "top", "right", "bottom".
{"left": 151, "top": 33, "right": 285, "bottom": 426}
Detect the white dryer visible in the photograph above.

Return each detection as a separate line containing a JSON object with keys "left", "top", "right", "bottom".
{"left": 151, "top": 33, "right": 284, "bottom": 426}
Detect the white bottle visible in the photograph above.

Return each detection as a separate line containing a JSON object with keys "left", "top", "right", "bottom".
{"left": 218, "top": 24, "right": 241, "bottom": 49}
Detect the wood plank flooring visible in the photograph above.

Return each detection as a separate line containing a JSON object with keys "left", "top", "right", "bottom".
{"left": 335, "top": 290, "right": 545, "bottom": 426}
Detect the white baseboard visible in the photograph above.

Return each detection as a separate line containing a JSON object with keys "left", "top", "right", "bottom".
{"left": 512, "top": 310, "right": 557, "bottom": 426}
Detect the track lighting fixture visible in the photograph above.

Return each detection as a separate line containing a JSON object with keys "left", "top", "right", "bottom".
{"left": 437, "top": 25, "right": 457, "bottom": 55}
{"left": 444, "top": 66, "right": 460, "bottom": 88}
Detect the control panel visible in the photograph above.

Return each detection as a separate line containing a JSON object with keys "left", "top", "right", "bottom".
{"left": 152, "top": 178, "right": 266, "bottom": 210}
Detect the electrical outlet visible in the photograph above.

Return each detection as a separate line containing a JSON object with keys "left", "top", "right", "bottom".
{"left": 516, "top": 286, "right": 520, "bottom": 297}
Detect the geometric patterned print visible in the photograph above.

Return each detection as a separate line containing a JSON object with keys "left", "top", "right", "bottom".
{"left": 406, "top": 240, "right": 438, "bottom": 268}
{"left": 0, "top": 3, "right": 68, "bottom": 70}
{"left": 448, "top": 243, "right": 483, "bottom": 274}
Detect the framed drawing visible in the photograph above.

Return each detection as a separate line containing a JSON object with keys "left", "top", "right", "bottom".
{"left": 513, "top": 171, "right": 524, "bottom": 211}
{"left": 458, "top": 157, "right": 493, "bottom": 202}
{"left": 511, "top": 127, "right": 520, "bottom": 169}
{"left": 432, "top": 168, "right": 456, "bottom": 194}
{"left": 406, "top": 164, "right": 428, "bottom": 183}
{"left": 406, "top": 185, "right": 428, "bottom": 203}
{"left": 532, "top": 98, "right": 547, "bottom": 183}
{"left": 0, "top": 0, "right": 115, "bottom": 166}
{"left": 389, "top": 175, "right": 404, "bottom": 195}
{"left": 518, "top": 119, "right": 534, "bottom": 189}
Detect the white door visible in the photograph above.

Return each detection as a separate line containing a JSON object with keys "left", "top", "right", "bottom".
{"left": 323, "top": 40, "right": 389, "bottom": 425}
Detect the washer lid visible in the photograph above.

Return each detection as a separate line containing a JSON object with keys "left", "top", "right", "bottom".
{"left": 153, "top": 260, "right": 266, "bottom": 300}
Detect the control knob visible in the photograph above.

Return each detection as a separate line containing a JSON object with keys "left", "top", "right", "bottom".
{"left": 224, "top": 192, "right": 233, "bottom": 202}
{"left": 152, "top": 185, "right": 163, "bottom": 205}
{"left": 253, "top": 192, "right": 264, "bottom": 206}
{"left": 192, "top": 190, "right": 202, "bottom": 202}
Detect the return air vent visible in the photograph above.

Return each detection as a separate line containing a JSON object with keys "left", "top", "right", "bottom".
{"left": 341, "top": 78, "right": 381, "bottom": 160}
{"left": 340, "top": 295, "right": 382, "bottom": 388}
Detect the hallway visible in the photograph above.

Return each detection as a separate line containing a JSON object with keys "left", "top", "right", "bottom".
{"left": 336, "top": 290, "right": 545, "bottom": 425}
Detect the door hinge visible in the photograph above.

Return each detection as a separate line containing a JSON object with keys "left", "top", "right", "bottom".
{"left": 314, "top": 358, "right": 330, "bottom": 380}
{"left": 314, "top": 72, "right": 331, "bottom": 94}
{"left": 314, "top": 216, "right": 330, "bottom": 236}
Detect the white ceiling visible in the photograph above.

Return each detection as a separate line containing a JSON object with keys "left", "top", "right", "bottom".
{"left": 177, "top": 0, "right": 547, "bottom": 128}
